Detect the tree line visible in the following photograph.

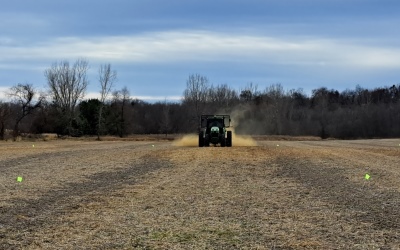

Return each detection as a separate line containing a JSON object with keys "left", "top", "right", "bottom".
{"left": 1, "top": 61, "right": 400, "bottom": 140}
{"left": 182, "top": 76, "right": 400, "bottom": 139}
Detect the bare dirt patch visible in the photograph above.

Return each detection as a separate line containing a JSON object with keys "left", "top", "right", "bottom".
{"left": 1, "top": 139, "right": 400, "bottom": 249}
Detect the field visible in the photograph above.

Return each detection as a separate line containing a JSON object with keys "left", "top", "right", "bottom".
{"left": 1, "top": 136, "right": 400, "bottom": 249}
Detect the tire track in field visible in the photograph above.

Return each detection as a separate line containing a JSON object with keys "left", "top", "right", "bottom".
{"left": 0, "top": 142, "right": 154, "bottom": 172}
{"left": 275, "top": 156, "right": 400, "bottom": 231}
{"left": 0, "top": 154, "right": 170, "bottom": 249}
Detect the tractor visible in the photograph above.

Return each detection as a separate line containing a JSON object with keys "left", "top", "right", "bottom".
{"left": 198, "top": 115, "right": 232, "bottom": 147}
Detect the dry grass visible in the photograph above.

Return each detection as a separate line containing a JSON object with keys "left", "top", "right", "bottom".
{"left": 1, "top": 139, "right": 400, "bottom": 249}
{"left": 13, "top": 133, "right": 178, "bottom": 142}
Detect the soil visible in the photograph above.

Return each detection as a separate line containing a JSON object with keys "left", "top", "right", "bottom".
{"left": 1, "top": 138, "right": 400, "bottom": 249}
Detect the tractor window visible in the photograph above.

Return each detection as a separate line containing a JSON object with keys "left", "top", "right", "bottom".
{"left": 224, "top": 117, "right": 230, "bottom": 127}
{"left": 208, "top": 120, "right": 222, "bottom": 128}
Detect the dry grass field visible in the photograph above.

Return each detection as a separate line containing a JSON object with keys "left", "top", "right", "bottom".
{"left": 1, "top": 136, "right": 400, "bottom": 249}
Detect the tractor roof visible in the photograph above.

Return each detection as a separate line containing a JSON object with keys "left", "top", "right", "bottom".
{"left": 202, "top": 114, "right": 230, "bottom": 119}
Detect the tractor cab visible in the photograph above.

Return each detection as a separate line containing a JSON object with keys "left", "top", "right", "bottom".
{"left": 201, "top": 115, "right": 230, "bottom": 128}
{"left": 207, "top": 118, "right": 223, "bottom": 134}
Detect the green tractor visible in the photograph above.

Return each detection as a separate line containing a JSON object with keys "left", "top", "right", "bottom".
{"left": 198, "top": 115, "right": 232, "bottom": 147}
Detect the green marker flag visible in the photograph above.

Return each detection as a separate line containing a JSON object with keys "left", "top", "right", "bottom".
{"left": 365, "top": 174, "right": 370, "bottom": 180}
{"left": 17, "top": 176, "right": 23, "bottom": 182}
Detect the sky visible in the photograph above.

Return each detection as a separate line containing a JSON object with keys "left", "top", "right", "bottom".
{"left": 1, "top": 0, "right": 400, "bottom": 102}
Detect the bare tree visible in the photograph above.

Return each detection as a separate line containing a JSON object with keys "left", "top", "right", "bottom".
{"left": 183, "top": 74, "right": 209, "bottom": 129}
{"left": 120, "top": 87, "right": 130, "bottom": 137}
{"left": 240, "top": 82, "right": 259, "bottom": 102}
{"left": 7, "top": 83, "right": 44, "bottom": 140}
{"left": 161, "top": 99, "right": 171, "bottom": 137}
{"left": 44, "top": 59, "right": 89, "bottom": 135}
{"left": 97, "top": 63, "right": 117, "bottom": 140}
{"left": 0, "top": 101, "right": 11, "bottom": 140}
{"left": 311, "top": 87, "right": 332, "bottom": 138}
{"left": 111, "top": 87, "right": 130, "bottom": 137}
{"left": 264, "top": 84, "right": 289, "bottom": 135}
{"left": 208, "top": 84, "right": 238, "bottom": 111}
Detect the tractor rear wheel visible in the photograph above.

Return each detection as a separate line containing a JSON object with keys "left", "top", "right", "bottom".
{"left": 226, "top": 131, "right": 232, "bottom": 147}
{"left": 198, "top": 132, "right": 204, "bottom": 147}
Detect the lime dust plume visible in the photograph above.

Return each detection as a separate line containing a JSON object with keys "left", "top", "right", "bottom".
{"left": 173, "top": 129, "right": 257, "bottom": 147}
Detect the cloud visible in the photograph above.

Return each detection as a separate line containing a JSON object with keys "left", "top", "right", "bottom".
{"left": 0, "top": 31, "right": 399, "bottom": 101}
{"left": 132, "top": 95, "right": 182, "bottom": 102}
{"left": 0, "top": 87, "right": 181, "bottom": 103}
{"left": 0, "top": 87, "right": 8, "bottom": 101}
{"left": 1, "top": 30, "right": 400, "bottom": 70}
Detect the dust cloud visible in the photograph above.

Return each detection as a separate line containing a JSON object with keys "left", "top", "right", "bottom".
{"left": 231, "top": 129, "right": 257, "bottom": 146}
{"left": 174, "top": 107, "right": 258, "bottom": 147}
{"left": 173, "top": 129, "right": 257, "bottom": 147}
{"left": 173, "top": 134, "right": 199, "bottom": 147}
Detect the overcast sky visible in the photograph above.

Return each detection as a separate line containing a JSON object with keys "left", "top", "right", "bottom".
{"left": 1, "top": 0, "right": 400, "bottom": 101}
